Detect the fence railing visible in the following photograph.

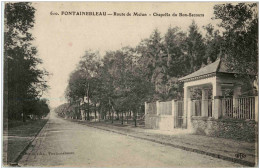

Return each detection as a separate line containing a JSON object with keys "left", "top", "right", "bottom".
{"left": 177, "top": 101, "right": 184, "bottom": 117}
{"left": 208, "top": 99, "right": 213, "bottom": 117}
{"left": 146, "top": 96, "right": 257, "bottom": 120}
{"left": 193, "top": 100, "right": 201, "bottom": 116}
{"left": 175, "top": 101, "right": 186, "bottom": 128}
{"left": 192, "top": 99, "right": 212, "bottom": 117}
{"left": 221, "top": 97, "right": 255, "bottom": 120}
{"left": 159, "top": 101, "right": 172, "bottom": 115}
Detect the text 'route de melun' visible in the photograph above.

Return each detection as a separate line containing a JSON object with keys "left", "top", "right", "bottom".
{"left": 113, "top": 12, "right": 173, "bottom": 17}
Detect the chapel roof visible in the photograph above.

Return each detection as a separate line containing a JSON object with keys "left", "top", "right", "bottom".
{"left": 178, "top": 59, "right": 237, "bottom": 82}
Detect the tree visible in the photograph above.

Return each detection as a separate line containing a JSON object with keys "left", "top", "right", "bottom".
{"left": 136, "top": 29, "right": 170, "bottom": 100}
{"left": 203, "top": 24, "right": 222, "bottom": 63}
{"left": 4, "top": 2, "right": 49, "bottom": 121}
{"left": 102, "top": 47, "right": 154, "bottom": 125}
{"left": 78, "top": 51, "right": 101, "bottom": 120}
{"left": 163, "top": 27, "right": 187, "bottom": 100}
{"left": 65, "top": 50, "right": 102, "bottom": 120}
{"left": 127, "top": 65, "right": 154, "bottom": 126}
{"left": 65, "top": 70, "right": 86, "bottom": 103}
{"left": 32, "top": 99, "right": 50, "bottom": 118}
{"left": 214, "top": 3, "right": 258, "bottom": 94}
{"left": 106, "top": 49, "right": 131, "bottom": 123}
{"left": 136, "top": 29, "right": 164, "bottom": 82}
{"left": 186, "top": 21, "right": 206, "bottom": 73}
{"left": 99, "top": 52, "right": 116, "bottom": 121}
{"left": 164, "top": 27, "right": 187, "bottom": 77}
{"left": 55, "top": 103, "right": 70, "bottom": 118}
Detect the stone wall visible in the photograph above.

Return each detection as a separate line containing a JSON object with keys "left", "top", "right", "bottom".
{"left": 145, "top": 114, "right": 174, "bottom": 131}
{"left": 145, "top": 114, "right": 159, "bottom": 129}
{"left": 145, "top": 100, "right": 175, "bottom": 130}
{"left": 191, "top": 116, "right": 257, "bottom": 142}
{"left": 158, "top": 115, "right": 174, "bottom": 131}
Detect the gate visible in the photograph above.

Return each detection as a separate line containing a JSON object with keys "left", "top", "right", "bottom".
{"left": 175, "top": 101, "right": 187, "bottom": 128}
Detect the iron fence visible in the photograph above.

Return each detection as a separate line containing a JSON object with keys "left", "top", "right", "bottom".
{"left": 159, "top": 101, "right": 172, "bottom": 115}
{"left": 221, "top": 97, "right": 255, "bottom": 120}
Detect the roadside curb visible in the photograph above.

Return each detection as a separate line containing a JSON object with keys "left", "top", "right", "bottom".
{"left": 76, "top": 121, "right": 255, "bottom": 167}
{"left": 9, "top": 119, "right": 49, "bottom": 167}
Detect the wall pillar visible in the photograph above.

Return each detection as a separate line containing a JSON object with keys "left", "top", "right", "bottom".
{"left": 187, "top": 98, "right": 192, "bottom": 129}
{"left": 81, "top": 110, "right": 85, "bottom": 120}
{"left": 213, "top": 97, "right": 222, "bottom": 119}
{"left": 201, "top": 88, "right": 209, "bottom": 117}
{"left": 172, "top": 100, "right": 177, "bottom": 129}
{"left": 145, "top": 102, "right": 148, "bottom": 115}
{"left": 156, "top": 101, "right": 160, "bottom": 115}
{"left": 255, "top": 96, "right": 258, "bottom": 122}
{"left": 144, "top": 102, "right": 150, "bottom": 128}
{"left": 172, "top": 100, "right": 177, "bottom": 117}
{"left": 183, "top": 85, "right": 192, "bottom": 130}
{"left": 212, "top": 81, "right": 222, "bottom": 119}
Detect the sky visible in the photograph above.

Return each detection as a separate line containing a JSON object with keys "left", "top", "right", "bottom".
{"left": 31, "top": 2, "right": 222, "bottom": 108}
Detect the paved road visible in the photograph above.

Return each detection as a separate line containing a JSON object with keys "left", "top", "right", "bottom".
{"left": 19, "top": 111, "right": 242, "bottom": 167}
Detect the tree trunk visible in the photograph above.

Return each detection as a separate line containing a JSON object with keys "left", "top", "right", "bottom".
{"left": 86, "top": 82, "right": 90, "bottom": 121}
{"left": 87, "top": 97, "right": 90, "bottom": 121}
{"left": 84, "top": 109, "right": 86, "bottom": 121}
{"left": 121, "top": 111, "right": 124, "bottom": 125}
{"left": 99, "top": 107, "right": 101, "bottom": 122}
{"left": 108, "top": 106, "right": 110, "bottom": 120}
{"left": 134, "top": 110, "right": 137, "bottom": 127}
{"left": 112, "top": 111, "right": 114, "bottom": 124}
{"left": 116, "top": 112, "right": 119, "bottom": 120}
{"left": 22, "top": 112, "right": 26, "bottom": 122}
{"left": 94, "top": 103, "right": 96, "bottom": 122}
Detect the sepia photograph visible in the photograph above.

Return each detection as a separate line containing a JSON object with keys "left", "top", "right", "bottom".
{"left": 2, "top": 2, "right": 259, "bottom": 167}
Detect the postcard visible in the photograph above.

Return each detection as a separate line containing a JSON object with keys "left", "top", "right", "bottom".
{"left": 2, "top": 2, "right": 258, "bottom": 167}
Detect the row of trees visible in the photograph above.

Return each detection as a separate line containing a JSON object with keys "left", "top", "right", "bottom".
{"left": 57, "top": 3, "right": 258, "bottom": 124}
{"left": 4, "top": 3, "right": 50, "bottom": 121}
